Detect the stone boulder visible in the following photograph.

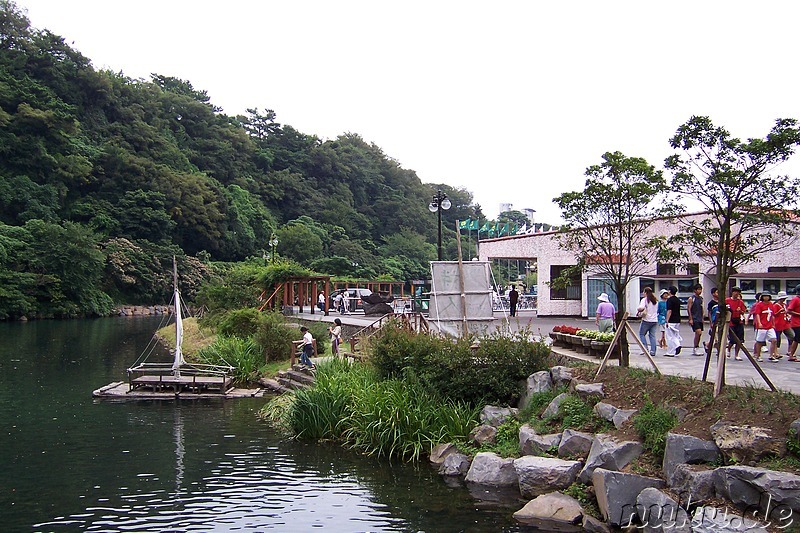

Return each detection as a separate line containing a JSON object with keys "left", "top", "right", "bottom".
{"left": 480, "top": 405, "right": 518, "bottom": 427}
{"left": 710, "top": 421, "right": 786, "bottom": 464}
{"left": 669, "top": 463, "right": 716, "bottom": 501}
{"left": 592, "top": 468, "right": 665, "bottom": 527}
{"left": 593, "top": 401, "right": 618, "bottom": 422}
{"left": 512, "top": 491, "right": 584, "bottom": 531}
{"left": 468, "top": 425, "right": 497, "bottom": 446}
{"left": 790, "top": 419, "right": 800, "bottom": 435}
{"left": 574, "top": 382, "right": 605, "bottom": 401}
{"left": 464, "top": 452, "right": 519, "bottom": 487}
{"left": 519, "top": 424, "right": 561, "bottom": 456}
{"left": 713, "top": 465, "right": 800, "bottom": 515}
{"left": 582, "top": 514, "right": 611, "bottom": 533}
{"left": 429, "top": 442, "right": 457, "bottom": 465}
{"left": 439, "top": 452, "right": 472, "bottom": 477}
{"left": 635, "top": 487, "right": 692, "bottom": 533}
{"left": 550, "top": 366, "right": 574, "bottom": 387}
{"left": 578, "top": 434, "right": 643, "bottom": 483}
{"left": 519, "top": 371, "right": 554, "bottom": 410}
{"left": 612, "top": 408, "right": 638, "bottom": 429}
{"left": 542, "top": 392, "right": 569, "bottom": 419}
{"left": 662, "top": 433, "right": 721, "bottom": 486}
{"left": 691, "top": 505, "right": 770, "bottom": 532}
{"left": 557, "top": 429, "right": 594, "bottom": 460}
{"left": 513, "top": 456, "right": 583, "bottom": 498}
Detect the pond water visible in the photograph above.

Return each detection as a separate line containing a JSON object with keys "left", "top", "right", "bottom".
{"left": 0, "top": 317, "right": 531, "bottom": 532}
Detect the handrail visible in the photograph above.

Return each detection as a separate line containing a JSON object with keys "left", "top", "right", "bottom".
{"left": 347, "top": 312, "right": 430, "bottom": 352}
{"left": 258, "top": 285, "right": 283, "bottom": 312}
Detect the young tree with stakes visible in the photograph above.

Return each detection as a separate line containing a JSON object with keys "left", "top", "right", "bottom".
{"left": 665, "top": 116, "right": 800, "bottom": 363}
{"left": 554, "top": 151, "right": 673, "bottom": 367}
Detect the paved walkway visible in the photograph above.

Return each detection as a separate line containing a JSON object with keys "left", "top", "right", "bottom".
{"left": 288, "top": 307, "right": 799, "bottom": 394}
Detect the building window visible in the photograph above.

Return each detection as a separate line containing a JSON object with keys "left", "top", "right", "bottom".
{"left": 686, "top": 263, "right": 699, "bottom": 275}
{"left": 739, "top": 279, "right": 756, "bottom": 293}
{"left": 550, "top": 265, "right": 581, "bottom": 300}
{"left": 763, "top": 280, "right": 781, "bottom": 295}
{"left": 657, "top": 263, "right": 676, "bottom": 276}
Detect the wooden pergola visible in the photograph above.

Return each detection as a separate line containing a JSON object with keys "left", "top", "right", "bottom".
{"left": 259, "top": 275, "right": 332, "bottom": 315}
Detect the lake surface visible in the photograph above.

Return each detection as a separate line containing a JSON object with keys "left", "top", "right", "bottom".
{"left": 0, "top": 317, "right": 530, "bottom": 532}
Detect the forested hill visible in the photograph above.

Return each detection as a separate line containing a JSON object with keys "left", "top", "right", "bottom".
{"left": 0, "top": 1, "right": 483, "bottom": 318}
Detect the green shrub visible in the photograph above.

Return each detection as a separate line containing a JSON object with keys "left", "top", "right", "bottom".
{"left": 304, "top": 321, "right": 329, "bottom": 355}
{"left": 558, "top": 395, "right": 594, "bottom": 430}
{"left": 633, "top": 399, "right": 679, "bottom": 457}
{"left": 217, "top": 308, "right": 267, "bottom": 338}
{"left": 370, "top": 324, "right": 550, "bottom": 406}
{"left": 253, "top": 312, "right": 297, "bottom": 362}
{"left": 788, "top": 428, "right": 800, "bottom": 457}
{"left": 197, "top": 335, "right": 263, "bottom": 384}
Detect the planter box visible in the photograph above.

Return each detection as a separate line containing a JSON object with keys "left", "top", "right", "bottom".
{"left": 590, "top": 341, "right": 612, "bottom": 358}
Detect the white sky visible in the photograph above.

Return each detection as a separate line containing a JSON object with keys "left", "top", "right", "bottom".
{"left": 16, "top": 0, "right": 800, "bottom": 223}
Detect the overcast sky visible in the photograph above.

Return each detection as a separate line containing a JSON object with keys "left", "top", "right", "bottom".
{"left": 17, "top": 0, "right": 800, "bottom": 223}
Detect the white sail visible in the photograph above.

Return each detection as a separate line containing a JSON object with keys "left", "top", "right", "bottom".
{"left": 171, "top": 257, "right": 185, "bottom": 376}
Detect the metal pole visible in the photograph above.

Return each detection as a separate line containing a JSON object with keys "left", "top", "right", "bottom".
{"left": 437, "top": 204, "right": 443, "bottom": 261}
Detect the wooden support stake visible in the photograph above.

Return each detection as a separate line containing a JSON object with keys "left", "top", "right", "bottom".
{"left": 455, "top": 220, "right": 469, "bottom": 338}
{"left": 719, "top": 328, "right": 776, "bottom": 395}
{"left": 623, "top": 321, "right": 661, "bottom": 376}
{"left": 595, "top": 312, "right": 629, "bottom": 379}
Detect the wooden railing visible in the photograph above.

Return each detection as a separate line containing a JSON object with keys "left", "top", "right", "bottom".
{"left": 347, "top": 312, "right": 430, "bottom": 353}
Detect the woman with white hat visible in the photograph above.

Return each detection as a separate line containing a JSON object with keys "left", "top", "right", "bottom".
{"left": 595, "top": 293, "right": 616, "bottom": 333}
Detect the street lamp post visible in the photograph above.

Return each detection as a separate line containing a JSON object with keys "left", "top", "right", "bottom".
{"left": 269, "top": 233, "right": 278, "bottom": 264}
{"left": 428, "top": 190, "right": 451, "bottom": 261}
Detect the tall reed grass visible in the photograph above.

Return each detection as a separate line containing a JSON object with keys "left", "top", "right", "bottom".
{"left": 264, "top": 358, "right": 480, "bottom": 461}
{"left": 197, "top": 335, "right": 263, "bottom": 385}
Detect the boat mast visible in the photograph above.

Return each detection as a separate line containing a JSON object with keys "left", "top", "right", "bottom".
{"left": 171, "top": 256, "right": 185, "bottom": 377}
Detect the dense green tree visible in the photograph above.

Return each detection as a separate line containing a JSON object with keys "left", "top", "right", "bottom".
{"left": 554, "top": 151, "right": 673, "bottom": 367}
{"left": 666, "top": 116, "right": 800, "bottom": 369}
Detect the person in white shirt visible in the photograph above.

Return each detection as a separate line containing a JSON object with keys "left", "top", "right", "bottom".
{"left": 637, "top": 287, "right": 660, "bottom": 357}
{"left": 298, "top": 327, "right": 315, "bottom": 368}
{"left": 328, "top": 318, "right": 342, "bottom": 356}
{"left": 318, "top": 292, "right": 325, "bottom": 312}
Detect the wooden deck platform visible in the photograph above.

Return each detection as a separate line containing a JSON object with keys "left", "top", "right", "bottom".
{"left": 92, "top": 381, "right": 267, "bottom": 400}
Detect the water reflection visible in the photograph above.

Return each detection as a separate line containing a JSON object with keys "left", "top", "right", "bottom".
{"left": 1, "top": 318, "right": 530, "bottom": 532}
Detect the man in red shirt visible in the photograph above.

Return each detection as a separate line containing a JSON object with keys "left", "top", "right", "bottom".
{"left": 725, "top": 287, "right": 748, "bottom": 360}
{"left": 787, "top": 284, "right": 800, "bottom": 362}
{"left": 752, "top": 292, "right": 778, "bottom": 362}
{"left": 773, "top": 291, "right": 795, "bottom": 357}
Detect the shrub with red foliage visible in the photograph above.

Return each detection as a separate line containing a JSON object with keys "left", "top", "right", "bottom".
{"left": 553, "top": 325, "right": 582, "bottom": 335}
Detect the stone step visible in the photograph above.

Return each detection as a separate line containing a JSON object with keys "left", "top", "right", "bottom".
{"left": 278, "top": 369, "right": 315, "bottom": 385}
{"left": 277, "top": 376, "right": 310, "bottom": 390}
{"left": 258, "top": 378, "right": 292, "bottom": 394}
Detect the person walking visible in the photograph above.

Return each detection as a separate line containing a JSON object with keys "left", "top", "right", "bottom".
{"left": 704, "top": 287, "right": 719, "bottom": 354}
{"left": 725, "top": 286, "right": 748, "bottom": 360}
{"left": 687, "top": 283, "right": 704, "bottom": 355}
{"left": 774, "top": 291, "right": 794, "bottom": 356}
{"left": 508, "top": 285, "right": 519, "bottom": 317}
{"left": 752, "top": 292, "right": 779, "bottom": 363}
{"left": 657, "top": 289, "right": 669, "bottom": 348}
{"left": 318, "top": 292, "right": 326, "bottom": 312}
{"left": 328, "top": 318, "right": 342, "bottom": 357}
{"left": 787, "top": 284, "right": 800, "bottom": 362}
{"left": 665, "top": 286, "right": 683, "bottom": 357}
{"left": 297, "top": 326, "right": 316, "bottom": 368}
{"left": 595, "top": 293, "right": 616, "bottom": 333}
{"left": 637, "top": 287, "right": 659, "bottom": 358}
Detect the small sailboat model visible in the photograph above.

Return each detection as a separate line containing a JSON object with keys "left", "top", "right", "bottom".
{"left": 125, "top": 257, "right": 234, "bottom": 394}
{"left": 94, "top": 257, "right": 261, "bottom": 399}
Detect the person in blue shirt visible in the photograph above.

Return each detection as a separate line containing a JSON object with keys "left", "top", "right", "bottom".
{"left": 657, "top": 289, "right": 669, "bottom": 348}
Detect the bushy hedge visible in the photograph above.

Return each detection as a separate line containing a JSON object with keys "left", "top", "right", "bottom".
{"left": 217, "top": 308, "right": 267, "bottom": 338}
{"left": 370, "top": 323, "right": 550, "bottom": 406}
{"left": 253, "top": 312, "right": 298, "bottom": 362}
